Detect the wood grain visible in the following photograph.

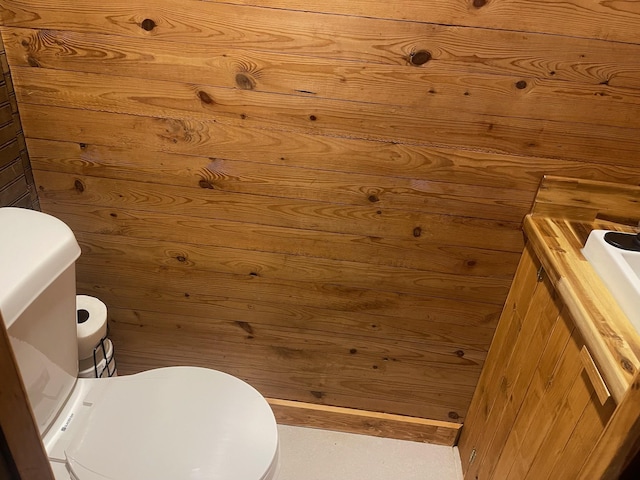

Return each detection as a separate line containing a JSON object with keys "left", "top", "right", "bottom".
{"left": 73, "top": 230, "right": 511, "bottom": 303}
{"left": 221, "top": 0, "right": 640, "bottom": 43}
{"left": 532, "top": 175, "right": 640, "bottom": 225}
{"left": 14, "top": 70, "right": 640, "bottom": 166}
{"left": 39, "top": 200, "right": 519, "bottom": 279}
{"left": 33, "top": 170, "right": 524, "bottom": 253}
{"left": 26, "top": 138, "right": 533, "bottom": 224}
{"left": 8, "top": 36, "right": 640, "bottom": 128}
{"left": 2, "top": 1, "right": 640, "bottom": 65}
{"left": 524, "top": 215, "right": 639, "bottom": 402}
{"left": 4, "top": 0, "right": 640, "bottom": 438}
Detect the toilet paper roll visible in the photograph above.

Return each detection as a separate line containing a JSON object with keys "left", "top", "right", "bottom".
{"left": 76, "top": 295, "right": 108, "bottom": 360}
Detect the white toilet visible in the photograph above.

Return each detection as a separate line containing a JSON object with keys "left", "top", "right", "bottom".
{"left": 0, "top": 207, "right": 280, "bottom": 480}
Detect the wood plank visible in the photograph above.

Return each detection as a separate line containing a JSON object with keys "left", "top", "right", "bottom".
{"left": 0, "top": 312, "right": 55, "bottom": 480}
{"left": 524, "top": 215, "right": 639, "bottom": 402}
{"left": 21, "top": 111, "right": 640, "bottom": 192}
{"left": 110, "top": 321, "right": 476, "bottom": 421}
{"left": 532, "top": 175, "right": 640, "bottom": 225}
{"left": 76, "top": 260, "right": 500, "bottom": 327}
{"left": 26, "top": 138, "right": 533, "bottom": 224}
{"left": 84, "top": 282, "right": 496, "bottom": 350}
{"left": 8, "top": 35, "right": 640, "bottom": 129}
{"left": 33, "top": 170, "right": 524, "bottom": 253}
{"left": 42, "top": 200, "right": 519, "bottom": 279}
{"left": 108, "top": 303, "right": 490, "bottom": 365}
{"left": 523, "top": 372, "right": 595, "bottom": 479}
{"left": 469, "top": 274, "right": 561, "bottom": 480}
{"left": 268, "top": 398, "right": 461, "bottom": 446}
{"left": 2, "top": 1, "right": 639, "bottom": 65}
{"left": 75, "top": 231, "right": 511, "bottom": 303}
{"left": 579, "top": 372, "right": 640, "bottom": 479}
{"left": 110, "top": 306, "right": 485, "bottom": 374}
{"left": 493, "top": 307, "right": 579, "bottom": 479}
{"left": 457, "top": 243, "right": 540, "bottom": 472}
{"left": 0, "top": 138, "right": 21, "bottom": 169}
{"left": 548, "top": 386, "right": 615, "bottom": 479}
{"left": 14, "top": 70, "right": 640, "bottom": 166}
{"left": 0, "top": 174, "right": 28, "bottom": 205}
{"left": 221, "top": 0, "right": 640, "bottom": 44}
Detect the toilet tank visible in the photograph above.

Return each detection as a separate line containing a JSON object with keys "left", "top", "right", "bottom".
{"left": 0, "top": 207, "right": 81, "bottom": 436}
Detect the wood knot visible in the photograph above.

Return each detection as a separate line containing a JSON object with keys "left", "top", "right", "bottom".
{"left": 472, "top": 0, "right": 487, "bottom": 8}
{"left": 515, "top": 80, "right": 528, "bottom": 90}
{"left": 310, "top": 391, "right": 324, "bottom": 399}
{"left": 79, "top": 143, "right": 88, "bottom": 150}
{"left": 621, "top": 358, "right": 635, "bottom": 374}
{"left": 455, "top": 350, "right": 465, "bottom": 357}
{"left": 140, "top": 19, "right": 156, "bottom": 31}
{"left": 368, "top": 194, "right": 379, "bottom": 203}
{"left": 235, "top": 73, "right": 255, "bottom": 90}
{"left": 349, "top": 348, "right": 357, "bottom": 354}
{"left": 235, "top": 321, "right": 254, "bottom": 335}
{"left": 198, "top": 179, "right": 214, "bottom": 189}
{"left": 197, "top": 90, "right": 214, "bottom": 104}
{"left": 176, "top": 255, "right": 187, "bottom": 263}
{"left": 413, "top": 227, "right": 422, "bottom": 238}
{"left": 27, "top": 56, "right": 41, "bottom": 67}
{"left": 409, "top": 50, "right": 431, "bottom": 66}
{"left": 448, "top": 411, "right": 460, "bottom": 420}
{"left": 74, "top": 179, "right": 85, "bottom": 193}
{"left": 309, "top": 115, "right": 317, "bottom": 121}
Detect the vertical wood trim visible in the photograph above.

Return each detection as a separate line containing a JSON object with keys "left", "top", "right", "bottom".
{"left": 0, "top": 312, "right": 54, "bottom": 480}
{"left": 580, "top": 345, "right": 612, "bottom": 406}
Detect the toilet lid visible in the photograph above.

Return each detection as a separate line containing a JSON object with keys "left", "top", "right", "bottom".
{"left": 64, "top": 367, "right": 279, "bottom": 480}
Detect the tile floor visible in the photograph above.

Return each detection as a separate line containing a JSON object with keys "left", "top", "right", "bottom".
{"left": 277, "top": 425, "right": 463, "bottom": 480}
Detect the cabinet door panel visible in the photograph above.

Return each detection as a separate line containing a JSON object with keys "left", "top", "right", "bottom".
{"left": 459, "top": 242, "right": 618, "bottom": 480}
{"left": 465, "top": 269, "right": 560, "bottom": 479}
{"left": 494, "top": 305, "right": 576, "bottom": 479}
{"left": 458, "top": 244, "right": 540, "bottom": 472}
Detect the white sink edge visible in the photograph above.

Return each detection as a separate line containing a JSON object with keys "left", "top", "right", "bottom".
{"left": 581, "top": 230, "right": 640, "bottom": 334}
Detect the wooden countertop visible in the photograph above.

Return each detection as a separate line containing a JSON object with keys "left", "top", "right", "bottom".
{"left": 523, "top": 210, "right": 640, "bottom": 403}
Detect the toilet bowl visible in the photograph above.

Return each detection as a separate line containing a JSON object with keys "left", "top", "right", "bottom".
{"left": 46, "top": 367, "right": 279, "bottom": 480}
{"left": 0, "top": 207, "right": 279, "bottom": 480}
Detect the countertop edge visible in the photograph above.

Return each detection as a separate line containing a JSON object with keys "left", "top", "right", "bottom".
{"left": 523, "top": 214, "right": 640, "bottom": 403}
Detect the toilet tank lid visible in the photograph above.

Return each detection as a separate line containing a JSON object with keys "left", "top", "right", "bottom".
{"left": 0, "top": 208, "right": 80, "bottom": 327}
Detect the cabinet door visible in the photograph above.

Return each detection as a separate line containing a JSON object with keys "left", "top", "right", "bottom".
{"left": 458, "top": 245, "right": 616, "bottom": 480}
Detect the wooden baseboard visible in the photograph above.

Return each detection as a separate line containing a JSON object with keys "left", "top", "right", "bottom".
{"left": 267, "top": 398, "right": 461, "bottom": 446}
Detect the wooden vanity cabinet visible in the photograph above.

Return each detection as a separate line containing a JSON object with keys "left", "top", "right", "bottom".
{"left": 458, "top": 243, "right": 616, "bottom": 480}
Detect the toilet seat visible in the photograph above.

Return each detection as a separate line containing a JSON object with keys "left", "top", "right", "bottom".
{"left": 47, "top": 367, "right": 279, "bottom": 480}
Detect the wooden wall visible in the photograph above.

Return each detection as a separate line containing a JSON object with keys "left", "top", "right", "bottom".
{"left": 0, "top": 34, "right": 37, "bottom": 208}
{"left": 1, "top": 0, "right": 639, "bottom": 425}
